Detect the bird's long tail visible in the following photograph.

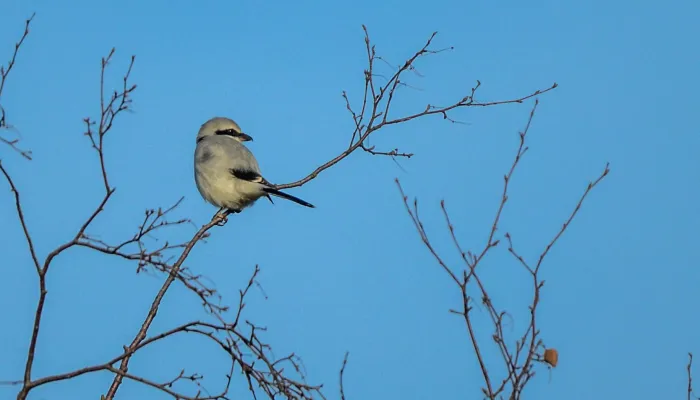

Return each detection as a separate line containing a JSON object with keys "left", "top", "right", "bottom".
{"left": 262, "top": 187, "right": 315, "bottom": 208}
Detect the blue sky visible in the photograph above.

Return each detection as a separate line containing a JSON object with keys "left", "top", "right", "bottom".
{"left": 1, "top": 1, "right": 698, "bottom": 399}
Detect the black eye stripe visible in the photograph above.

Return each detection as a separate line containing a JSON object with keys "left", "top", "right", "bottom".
{"left": 215, "top": 129, "right": 239, "bottom": 136}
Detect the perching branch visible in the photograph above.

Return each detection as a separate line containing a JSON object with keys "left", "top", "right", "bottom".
{"left": 397, "top": 99, "right": 609, "bottom": 399}
{"left": 274, "top": 26, "right": 556, "bottom": 190}
{"left": 102, "top": 212, "right": 225, "bottom": 399}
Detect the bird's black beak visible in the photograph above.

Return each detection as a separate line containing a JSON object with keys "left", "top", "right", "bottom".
{"left": 237, "top": 132, "right": 253, "bottom": 142}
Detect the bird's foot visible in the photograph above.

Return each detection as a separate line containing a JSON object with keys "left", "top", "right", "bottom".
{"left": 215, "top": 208, "right": 239, "bottom": 226}
{"left": 215, "top": 208, "right": 229, "bottom": 225}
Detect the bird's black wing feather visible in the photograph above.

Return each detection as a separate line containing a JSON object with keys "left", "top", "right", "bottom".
{"left": 229, "top": 168, "right": 264, "bottom": 183}
{"left": 229, "top": 168, "right": 274, "bottom": 204}
{"left": 229, "top": 169, "right": 312, "bottom": 207}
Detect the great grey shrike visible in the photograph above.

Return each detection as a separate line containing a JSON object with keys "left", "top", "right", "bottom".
{"left": 194, "top": 117, "right": 314, "bottom": 213}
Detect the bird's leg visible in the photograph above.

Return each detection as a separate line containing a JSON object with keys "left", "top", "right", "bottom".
{"left": 215, "top": 208, "right": 240, "bottom": 226}
{"left": 215, "top": 207, "right": 229, "bottom": 226}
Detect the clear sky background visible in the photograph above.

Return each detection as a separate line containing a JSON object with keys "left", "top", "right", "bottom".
{"left": 1, "top": 1, "right": 698, "bottom": 399}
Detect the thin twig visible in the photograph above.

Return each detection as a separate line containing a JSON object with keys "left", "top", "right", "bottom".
{"left": 0, "top": 13, "right": 35, "bottom": 159}
{"left": 689, "top": 353, "right": 696, "bottom": 400}
{"left": 339, "top": 352, "right": 349, "bottom": 400}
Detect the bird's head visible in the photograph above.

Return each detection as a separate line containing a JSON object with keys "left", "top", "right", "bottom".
{"left": 197, "top": 117, "right": 253, "bottom": 143}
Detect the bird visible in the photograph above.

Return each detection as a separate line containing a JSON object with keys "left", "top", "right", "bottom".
{"left": 194, "top": 117, "right": 315, "bottom": 214}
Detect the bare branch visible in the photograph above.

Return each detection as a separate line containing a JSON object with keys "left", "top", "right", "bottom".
{"left": 396, "top": 182, "right": 460, "bottom": 286}
{"left": 12, "top": 261, "right": 320, "bottom": 399}
{"left": 0, "top": 14, "right": 34, "bottom": 98}
{"left": 102, "top": 212, "right": 225, "bottom": 399}
{"left": 339, "top": 352, "right": 349, "bottom": 400}
{"left": 689, "top": 353, "right": 697, "bottom": 400}
{"left": 275, "top": 27, "right": 556, "bottom": 190}
{"left": 0, "top": 13, "right": 35, "bottom": 159}
{"left": 0, "top": 160, "right": 43, "bottom": 396}
{"left": 398, "top": 99, "right": 609, "bottom": 399}
{"left": 0, "top": 136, "right": 32, "bottom": 160}
{"left": 7, "top": 46, "right": 137, "bottom": 400}
{"left": 533, "top": 162, "right": 610, "bottom": 275}
{"left": 83, "top": 48, "right": 137, "bottom": 194}
{"left": 99, "top": 212, "right": 323, "bottom": 399}
{"left": 0, "top": 161, "right": 40, "bottom": 273}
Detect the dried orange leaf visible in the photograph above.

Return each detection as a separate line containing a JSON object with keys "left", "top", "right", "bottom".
{"left": 544, "top": 348, "right": 558, "bottom": 367}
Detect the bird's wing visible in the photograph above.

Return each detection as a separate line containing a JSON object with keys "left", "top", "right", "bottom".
{"left": 228, "top": 167, "right": 275, "bottom": 204}
{"left": 215, "top": 138, "right": 275, "bottom": 187}
{"left": 229, "top": 168, "right": 272, "bottom": 186}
